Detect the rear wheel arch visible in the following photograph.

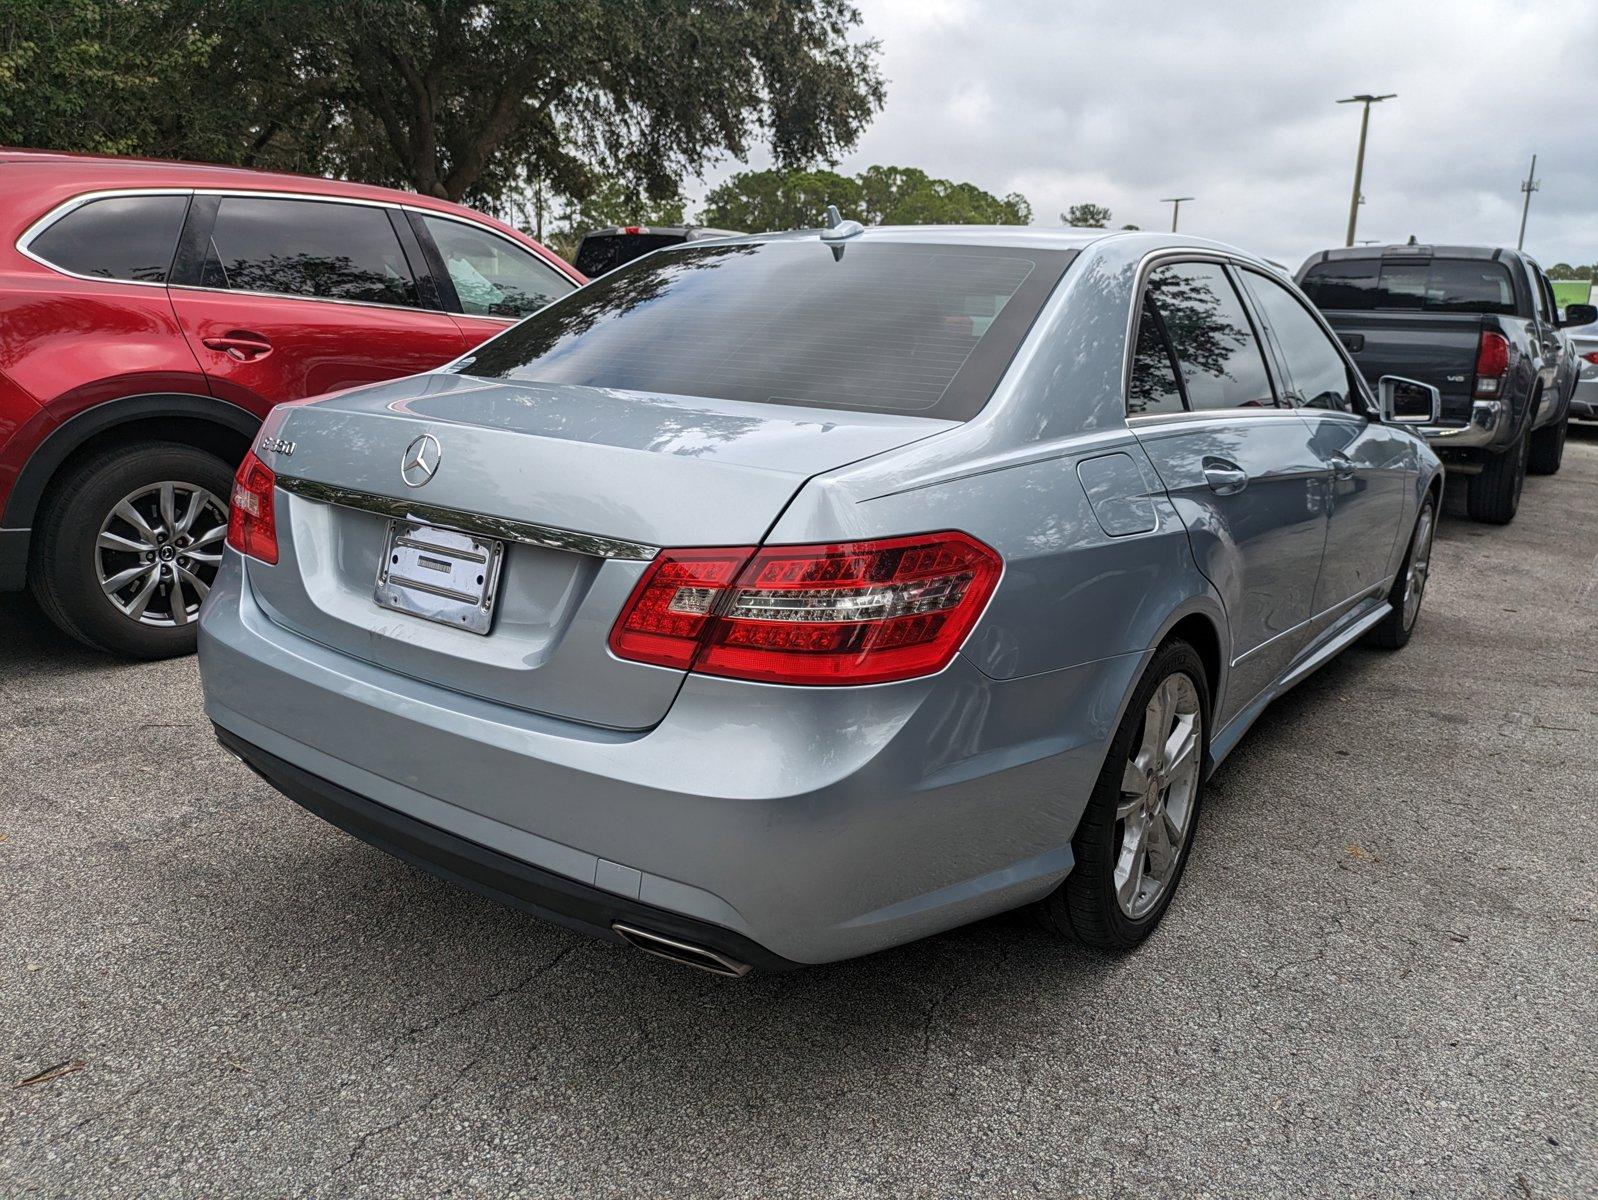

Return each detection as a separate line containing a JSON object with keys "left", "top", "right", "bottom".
{"left": 4, "top": 394, "right": 258, "bottom": 529}
{"left": 1161, "top": 610, "right": 1225, "bottom": 719}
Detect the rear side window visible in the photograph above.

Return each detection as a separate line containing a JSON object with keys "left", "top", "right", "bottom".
{"left": 1128, "top": 302, "right": 1185, "bottom": 416}
{"left": 29, "top": 194, "right": 190, "bottom": 283}
{"left": 462, "top": 241, "right": 1075, "bottom": 420}
{"left": 1301, "top": 257, "right": 1517, "bottom": 316}
{"left": 419, "top": 214, "right": 574, "bottom": 318}
{"left": 1242, "top": 271, "right": 1357, "bottom": 413}
{"left": 1146, "top": 262, "right": 1276, "bottom": 411}
{"left": 199, "top": 197, "right": 418, "bottom": 307}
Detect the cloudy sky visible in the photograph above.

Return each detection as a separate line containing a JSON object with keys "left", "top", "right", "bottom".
{"left": 692, "top": 0, "right": 1598, "bottom": 268}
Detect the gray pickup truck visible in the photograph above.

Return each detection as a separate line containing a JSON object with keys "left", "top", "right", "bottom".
{"left": 1297, "top": 244, "right": 1594, "bottom": 524}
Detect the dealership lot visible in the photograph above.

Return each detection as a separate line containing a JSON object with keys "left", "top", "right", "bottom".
{"left": 2, "top": 437, "right": 1595, "bottom": 1197}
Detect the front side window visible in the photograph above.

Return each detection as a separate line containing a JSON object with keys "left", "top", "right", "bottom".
{"left": 1147, "top": 262, "right": 1276, "bottom": 411}
{"left": 463, "top": 241, "right": 1075, "bottom": 421}
{"left": 1243, "top": 271, "right": 1357, "bottom": 413}
{"left": 199, "top": 197, "right": 418, "bottom": 307}
{"left": 29, "top": 194, "right": 190, "bottom": 283}
{"left": 421, "top": 215, "right": 575, "bottom": 318}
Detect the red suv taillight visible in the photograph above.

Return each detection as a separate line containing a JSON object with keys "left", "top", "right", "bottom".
{"left": 609, "top": 532, "right": 1002, "bottom": 686}
{"left": 1583, "top": 351, "right": 1598, "bottom": 366}
{"left": 1473, "top": 331, "right": 1511, "bottom": 398}
{"left": 226, "top": 452, "right": 278, "bottom": 565}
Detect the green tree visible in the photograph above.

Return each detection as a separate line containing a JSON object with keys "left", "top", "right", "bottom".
{"left": 700, "top": 168, "right": 862, "bottom": 231}
{"left": 537, "top": 177, "right": 691, "bottom": 260}
{"left": 1063, "top": 203, "right": 1113, "bottom": 228}
{"left": 0, "top": 0, "right": 239, "bottom": 160}
{"left": 1, "top": 0, "right": 885, "bottom": 213}
{"left": 702, "top": 165, "right": 1029, "bottom": 231}
{"left": 1547, "top": 262, "right": 1596, "bottom": 281}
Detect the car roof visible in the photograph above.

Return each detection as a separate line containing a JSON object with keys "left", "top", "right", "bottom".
{"left": 0, "top": 147, "right": 582, "bottom": 277}
{"left": 0, "top": 147, "right": 512, "bottom": 225}
{"left": 700, "top": 226, "right": 1287, "bottom": 276}
{"left": 580, "top": 225, "right": 744, "bottom": 240}
{"left": 1302, "top": 243, "right": 1524, "bottom": 265}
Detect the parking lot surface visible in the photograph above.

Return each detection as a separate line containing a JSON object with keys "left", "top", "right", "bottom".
{"left": 3, "top": 433, "right": 1596, "bottom": 1199}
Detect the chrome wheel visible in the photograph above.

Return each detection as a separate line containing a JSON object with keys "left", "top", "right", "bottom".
{"left": 95, "top": 481, "right": 228, "bottom": 626}
{"left": 1114, "top": 672, "right": 1202, "bottom": 920}
{"left": 1402, "top": 504, "right": 1435, "bottom": 630}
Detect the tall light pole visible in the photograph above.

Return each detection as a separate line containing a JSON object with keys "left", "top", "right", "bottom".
{"left": 1337, "top": 93, "right": 1395, "bottom": 247}
{"left": 1160, "top": 197, "right": 1194, "bottom": 232}
{"left": 1517, "top": 154, "right": 1539, "bottom": 251}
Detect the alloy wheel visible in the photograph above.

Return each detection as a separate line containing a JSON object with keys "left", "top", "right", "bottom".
{"left": 1114, "top": 672, "right": 1203, "bottom": 919}
{"left": 94, "top": 481, "right": 228, "bottom": 626}
{"left": 1402, "top": 504, "right": 1435, "bottom": 630}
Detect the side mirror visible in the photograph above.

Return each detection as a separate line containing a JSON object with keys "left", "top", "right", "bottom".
{"left": 1378, "top": 375, "right": 1441, "bottom": 425}
{"left": 1559, "top": 302, "right": 1597, "bottom": 328}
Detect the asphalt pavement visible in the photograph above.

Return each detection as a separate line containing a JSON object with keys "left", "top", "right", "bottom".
{"left": 3, "top": 430, "right": 1596, "bottom": 1198}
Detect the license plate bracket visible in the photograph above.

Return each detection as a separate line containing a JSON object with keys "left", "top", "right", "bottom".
{"left": 374, "top": 519, "right": 505, "bottom": 635}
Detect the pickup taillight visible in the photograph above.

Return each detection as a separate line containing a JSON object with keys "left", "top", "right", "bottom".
{"left": 1472, "top": 331, "right": 1511, "bottom": 398}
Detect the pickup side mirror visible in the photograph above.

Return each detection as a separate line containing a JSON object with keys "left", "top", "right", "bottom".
{"left": 1378, "top": 375, "right": 1441, "bottom": 425}
{"left": 1559, "top": 302, "right": 1598, "bottom": 328}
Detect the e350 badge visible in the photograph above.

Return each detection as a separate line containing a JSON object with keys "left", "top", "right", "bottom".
{"left": 259, "top": 436, "right": 296, "bottom": 456}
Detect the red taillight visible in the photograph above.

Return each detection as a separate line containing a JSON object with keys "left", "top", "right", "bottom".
{"left": 1473, "top": 331, "right": 1511, "bottom": 397}
{"left": 226, "top": 451, "right": 278, "bottom": 565}
{"left": 1583, "top": 351, "right": 1598, "bottom": 366}
{"left": 609, "top": 532, "right": 1002, "bottom": 686}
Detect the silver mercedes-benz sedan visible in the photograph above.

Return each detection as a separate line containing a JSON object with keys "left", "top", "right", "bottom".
{"left": 199, "top": 226, "right": 1444, "bottom": 974}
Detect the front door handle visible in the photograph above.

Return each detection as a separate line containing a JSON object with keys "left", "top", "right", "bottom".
{"left": 1330, "top": 453, "right": 1357, "bottom": 480}
{"left": 201, "top": 331, "right": 273, "bottom": 362}
{"left": 1202, "top": 458, "right": 1249, "bottom": 496}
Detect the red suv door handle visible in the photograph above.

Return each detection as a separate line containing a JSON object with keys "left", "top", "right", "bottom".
{"left": 201, "top": 332, "right": 273, "bottom": 362}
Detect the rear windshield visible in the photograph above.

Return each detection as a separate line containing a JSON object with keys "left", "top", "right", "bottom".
{"left": 1300, "top": 257, "right": 1519, "bottom": 316}
{"left": 463, "top": 240, "right": 1073, "bottom": 421}
{"left": 573, "top": 232, "right": 685, "bottom": 277}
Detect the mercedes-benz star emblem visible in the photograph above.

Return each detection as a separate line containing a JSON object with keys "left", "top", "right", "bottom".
{"left": 400, "top": 433, "right": 442, "bottom": 488}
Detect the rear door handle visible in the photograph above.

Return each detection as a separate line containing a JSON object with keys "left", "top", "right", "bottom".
{"left": 1331, "top": 453, "right": 1357, "bottom": 480}
{"left": 201, "top": 332, "right": 273, "bottom": 362}
{"left": 1202, "top": 458, "right": 1249, "bottom": 496}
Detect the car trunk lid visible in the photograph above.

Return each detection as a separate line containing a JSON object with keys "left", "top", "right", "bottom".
{"left": 246, "top": 372, "right": 952, "bottom": 729}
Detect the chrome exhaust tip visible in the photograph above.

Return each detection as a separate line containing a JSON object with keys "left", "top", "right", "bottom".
{"left": 612, "top": 922, "right": 752, "bottom": 978}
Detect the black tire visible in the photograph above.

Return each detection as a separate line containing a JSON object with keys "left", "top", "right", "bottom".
{"left": 1039, "top": 639, "right": 1210, "bottom": 953}
{"left": 28, "top": 441, "right": 233, "bottom": 659}
{"left": 1528, "top": 414, "right": 1567, "bottom": 475}
{"left": 1465, "top": 427, "right": 1528, "bottom": 524}
{"left": 1366, "top": 493, "right": 1436, "bottom": 650}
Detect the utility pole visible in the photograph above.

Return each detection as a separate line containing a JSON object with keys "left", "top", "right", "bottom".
{"left": 1160, "top": 197, "right": 1194, "bottom": 232}
{"left": 1337, "top": 93, "right": 1395, "bottom": 247}
{"left": 1517, "top": 155, "right": 1539, "bottom": 251}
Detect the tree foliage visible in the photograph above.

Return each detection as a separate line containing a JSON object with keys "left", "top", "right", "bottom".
{"left": 1, "top": 0, "right": 885, "bottom": 213}
{"left": 1546, "top": 262, "right": 1596, "bottom": 281}
{"left": 701, "top": 165, "right": 1030, "bottom": 231}
{"left": 1063, "top": 203, "right": 1113, "bottom": 228}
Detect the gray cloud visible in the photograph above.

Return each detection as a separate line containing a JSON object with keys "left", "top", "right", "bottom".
{"left": 693, "top": 0, "right": 1598, "bottom": 268}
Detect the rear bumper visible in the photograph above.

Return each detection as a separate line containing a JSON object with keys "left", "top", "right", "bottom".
{"left": 1416, "top": 399, "right": 1511, "bottom": 452}
{"left": 1572, "top": 377, "right": 1598, "bottom": 421}
{"left": 199, "top": 552, "right": 1137, "bottom": 965}
{"left": 0, "top": 527, "right": 28, "bottom": 591}
{"left": 215, "top": 724, "right": 797, "bottom": 973}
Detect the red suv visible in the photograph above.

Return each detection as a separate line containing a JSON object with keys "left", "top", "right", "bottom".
{"left": 0, "top": 150, "right": 583, "bottom": 657}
